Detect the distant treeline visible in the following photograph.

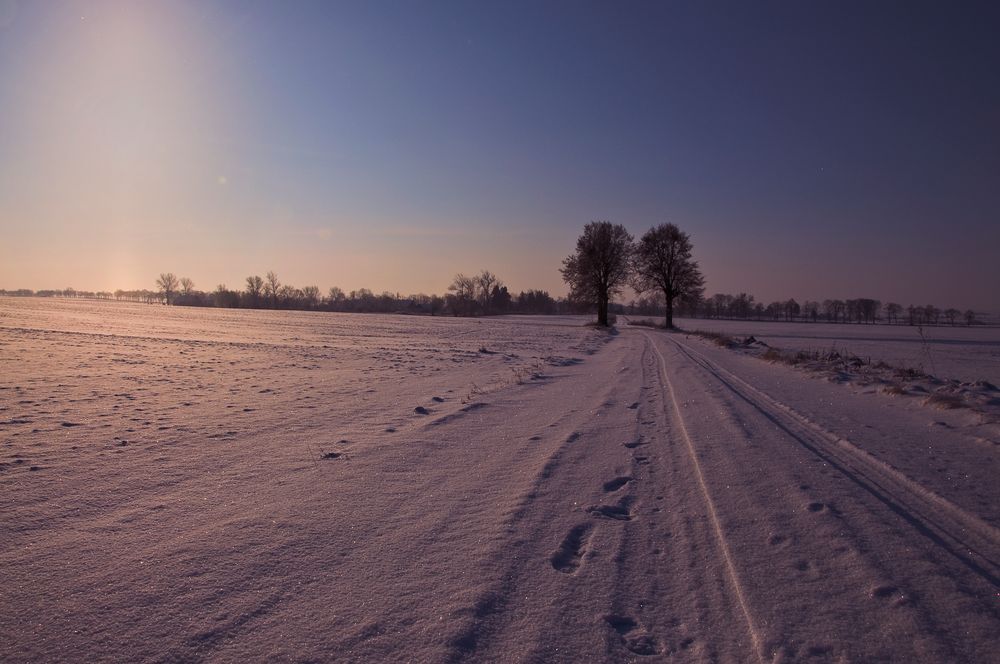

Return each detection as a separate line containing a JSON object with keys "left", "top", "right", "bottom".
{"left": 0, "top": 270, "right": 586, "bottom": 316}
{"left": 622, "top": 292, "right": 984, "bottom": 326}
{"left": 0, "top": 283, "right": 986, "bottom": 326}
{"left": 167, "top": 270, "right": 588, "bottom": 315}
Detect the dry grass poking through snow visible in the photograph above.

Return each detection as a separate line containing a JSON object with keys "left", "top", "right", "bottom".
{"left": 674, "top": 327, "right": 1000, "bottom": 418}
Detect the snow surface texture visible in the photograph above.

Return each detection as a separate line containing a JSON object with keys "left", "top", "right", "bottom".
{"left": 1, "top": 298, "right": 998, "bottom": 663}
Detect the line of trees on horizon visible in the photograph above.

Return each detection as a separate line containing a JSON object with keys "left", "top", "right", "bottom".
{"left": 135, "top": 270, "right": 588, "bottom": 317}
{"left": 1, "top": 272, "right": 988, "bottom": 327}
{"left": 643, "top": 292, "right": 983, "bottom": 326}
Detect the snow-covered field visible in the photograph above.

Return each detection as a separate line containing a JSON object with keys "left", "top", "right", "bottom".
{"left": 2, "top": 297, "right": 998, "bottom": 662}
{"left": 667, "top": 316, "right": 1000, "bottom": 385}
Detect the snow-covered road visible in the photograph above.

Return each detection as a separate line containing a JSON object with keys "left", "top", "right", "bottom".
{"left": 432, "top": 330, "right": 999, "bottom": 662}
{"left": 2, "top": 302, "right": 998, "bottom": 662}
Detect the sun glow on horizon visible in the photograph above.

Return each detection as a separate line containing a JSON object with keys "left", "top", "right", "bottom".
{"left": 0, "top": 2, "right": 997, "bottom": 310}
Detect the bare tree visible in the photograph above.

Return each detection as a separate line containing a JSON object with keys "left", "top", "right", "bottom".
{"left": 302, "top": 285, "right": 321, "bottom": 309}
{"left": 265, "top": 271, "right": 281, "bottom": 308}
{"left": 277, "top": 284, "right": 299, "bottom": 308}
{"left": 733, "top": 293, "right": 755, "bottom": 319}
{"left": 447, "top": 273, "right": 477, "bottom": 316}
{"left": 857, "top": 298, "right": 880, "bottom": 324}
{"left": 561, "top": 221, "right": 633, "bottom": 327}
{"left": 213, "top": 284, "right": 240, "bottom": 308}
{"left": 785, "top": 298, "right": 800, "bottom": 322}
{"left": 766, "top": 301, "right": 783, "bottom": 320}
{"left": 802, "top": 300, "right": 819, "bottom": 322}
{"left": 476, "top": 270, "right": 501, "bottom": 314}
{"left": 327, "top": 287, "right": 345, "bottom": 310}
{"left": 884, "top": 302, "right": 902, "bottom": 324}
{"left": 156, "top": 273, "right": 179, "bottom": 305}
{"left": 711, "top": 293, "right": 732, "bottom": 319}
{"left": 632, "top": 223, "right": 705, "bottom": 328}
{"left": 245, "top": 275, "right": 264, "bottom": 307}
{"left": 180, "top": 277, "right": 195, "bottom": 296}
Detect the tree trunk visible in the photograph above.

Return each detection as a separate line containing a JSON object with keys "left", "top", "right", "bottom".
{"left": 664, "top": 291, "right": 674, "bottom": 329}
{"left": 597, "top": 295, "right": 609, "bottom": 326}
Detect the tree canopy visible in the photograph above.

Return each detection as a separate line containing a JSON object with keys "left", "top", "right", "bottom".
{"left": 560, "top": 221, "right": 633, "bottom": 326}
{"left": 632, "top": 223, "right": 705, "bottom": 328}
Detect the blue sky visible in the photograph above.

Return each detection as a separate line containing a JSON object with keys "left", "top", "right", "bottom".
{"left": 0, "top": 1, "right": 997, "bottom": 309}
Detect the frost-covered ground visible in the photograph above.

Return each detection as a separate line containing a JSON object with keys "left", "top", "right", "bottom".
{"left": 667, "top": 316, "right": 1000, "bottom": 385}
{"left": 2, "top": 298, "right": 998, "bottom": 662}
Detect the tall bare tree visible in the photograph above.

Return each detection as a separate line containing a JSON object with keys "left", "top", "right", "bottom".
{"left": 476, "top": 270, "right": 500, "bottom": 314}
{"left": 302, "top": 285, "right": 320, "bottom": 309}
{"left": 265, "top": 271, "right": 281, "bottom": 307}
{"left": 156, "top": 273, "right": 179, "bottom": 305}
{"left": 213, "top": 284, "right": 240, "bottom": 308}
{"left": 561, "top": 221, "right": 633, "bottom": 326}
{"left": 277, "top": 284, "right": 299, "bottom": 308}
{"left": 632, "top": 223, "right": 705, "bottom": 328}
{"left": 180, "top": 277, "right": 195, "bottom": 296}
{"left": 245, "top": 275, "right": 264, "bottom": 307}
{"left": 447, "top": 273, "right": 477, "bottom": 316}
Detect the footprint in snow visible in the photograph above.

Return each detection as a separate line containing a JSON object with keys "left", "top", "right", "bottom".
{"left": 870, "top": 584, "right": 900, "bottom": 599}
{"left": 604, "top": 615, "right": 662, "bottom": 656}
{"left": 551, "top": 523, "right": 593, "bottom": 574}
{"left": 587, "top": 500, "right": 634, "bottom": 521}
{"left": 414, "top": 406, "right": 430, "bottom": 415}
{"left": 602, "top": 476, "right": 632, "bottom": 492}
{"left": 872, "top": 585, "right": 909, "bottom": 606}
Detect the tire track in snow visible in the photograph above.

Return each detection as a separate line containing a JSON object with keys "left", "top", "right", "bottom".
{"left": 643, "top": 332, "right": 766, "bottom": 664}
{"left": 668, "top": 335, "right": 1000, "bottom": 587}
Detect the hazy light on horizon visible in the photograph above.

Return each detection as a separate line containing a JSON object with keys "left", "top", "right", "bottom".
{"left": 0, "top": 1, "right": 997, "bottom": 310}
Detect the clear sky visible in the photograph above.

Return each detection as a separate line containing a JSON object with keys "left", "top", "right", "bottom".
{"left": 0, "top": 0, "right": 997, "bottom": 310}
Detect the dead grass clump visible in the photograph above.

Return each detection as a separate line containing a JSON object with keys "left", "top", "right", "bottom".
{"left": 924, "top": 393, "right": 967, "bottom": 410}
{"left": 683, "top": 329, "right": 737, "bottom": 347}
{"left": 896, "top": 367, "right": 928, "bottom": 380}
{"left": 762, "top": 348, "right": 784, "bottom": 362}
{"left": 627, "top": 318, "right": 664, "bottom": 329}
{"left": 791, "top": 350, "right": 818, "bottom": 365}
{"left": 881, "top": 385, "right": 907, "bottom": 396}
{"left": 511, "top": 361, "right": 545, "bottom": 385}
